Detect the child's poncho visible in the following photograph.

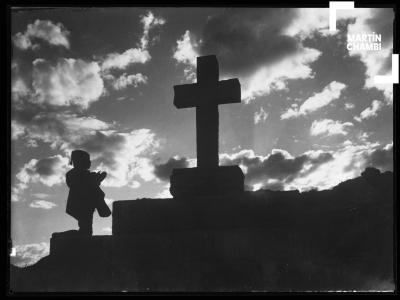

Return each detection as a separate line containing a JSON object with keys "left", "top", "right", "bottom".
{"left": 66, "top": 168, "right": 108, "bottom": 220}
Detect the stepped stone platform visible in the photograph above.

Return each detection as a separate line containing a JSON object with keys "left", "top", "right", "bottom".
{"left": 112, "top": 191, "right": 299, "bottom": 235}
{"left": 11, "top": 171, "right": 393, "bottom": 292}
{"left": 50, "top": 231, "right": 112, "bottom": 259}
{"left": 47, "top": 228, "right": 290, "bottom": 291}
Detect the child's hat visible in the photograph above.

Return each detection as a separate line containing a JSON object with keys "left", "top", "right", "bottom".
{"left": 70, "top": 150, "right": 90, "bottom": 165}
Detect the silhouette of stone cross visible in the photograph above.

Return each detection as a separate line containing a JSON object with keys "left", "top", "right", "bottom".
{"left": 173, "top": 55, "right": 241, "bottom": 168}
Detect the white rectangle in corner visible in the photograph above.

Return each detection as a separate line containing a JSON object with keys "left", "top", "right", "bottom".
{"left": 374, "top": 54, "right": 399, "bottom": 84}
{"left": 329, "top": 1, "right": 355, "bottom": 31}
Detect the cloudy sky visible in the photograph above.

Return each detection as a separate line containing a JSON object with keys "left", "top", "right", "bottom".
{"left": 10, "top": 7, "right": 394, "bottom": 266}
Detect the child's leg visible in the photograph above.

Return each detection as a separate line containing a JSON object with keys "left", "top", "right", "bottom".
{"left": 78, "top": 212, "right": 94, "bottom": 235}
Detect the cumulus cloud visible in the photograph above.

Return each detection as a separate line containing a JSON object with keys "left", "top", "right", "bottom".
{"left": 243, "top": 47, "right": 321, "bottom": 101}
{"left": 354, "top": 100, "right": 384, "bottom": 122}
{"left": 173, "top": 9, "right": 321, "bottom": 100}
{"left": 29, "top": 200, "right": 57, "bottom": 210}
{"left": 173, "top": 30, "right": 198, "bottom": 66}
{"left": 153, "top": 156, "right": 189, "bottom": 181}
{"left": 310, "top": 119, "right": 354, "bottom": 136}
{"left": 281, "top": 81, "right": 346, "bottom": 119}
{"left": 68, "top": 129, "right": 160, "bottom": 188}
{"left": 283, "top": 8, "right": 364, "bottom": 38}
{"left": 284, "top": 8, "right": 393, "bottom": 103}
{"left": 10, "top": 242, "right": 49, "bottom": 267}
{"left": 11, "top": 120, "right": 25, "bottom": 140}
{"left": 288, "top": 142, "right": 392, "bottom": 191}
{"left": 15, "top": 155, "right": 69, "bottom": 189}
{"left": 140, "top": 10, "right": 166, "bottom": 49}
{"left": 220, "top": 149, "right": 333, "bottom": 191}
{"left": 12, "top": 19, "right": 70, "bottom": 50}
{"left": 107, "top": 73, "right": 148, "bottom": 90}
{"left": 101, "top": 11, "right": 165, "bottom": 71}
{"left": 12, "top": 55, "right": 105, "bottom": 112}
{"left": 31, "top": 58, "right": 104, "bottom": 109}
{"left": 254, "top": 107, "right": 268, "bottom": 124}
{"left": 345, "top": 103, "right": 355, "bottom": 110}
{"left": 217, "top": 140, "right": 392, "bottom": 192}
{"left": 345, "top": 8, "right": 394, "bottom": 103}
{"left": 11, "top": 77, "right": 30, "bottom": 103}
{"left": 12, "top": 109, "right": 111, "bottom": 150}
{"left": 284, "top": 8, "right": 331, "bottom": 38}
{"left": 101, "top": 48, "right": 151, "bottom": 71}
{"left": 172, "top": 30, "right": 199, "bottom": 82}
{"left": 12, "top": 154, "right": 69, "bottom": 202}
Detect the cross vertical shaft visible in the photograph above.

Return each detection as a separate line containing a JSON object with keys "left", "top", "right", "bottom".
{"left": 195, "top": 55, "right": 219, "bottom": 168}
{"left": 196, "top": 104, "right": 219, "bottom": 168}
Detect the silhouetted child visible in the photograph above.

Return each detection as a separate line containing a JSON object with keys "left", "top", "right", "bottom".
{"left": 66, "top": 150, "right": 108, "bottom": 235}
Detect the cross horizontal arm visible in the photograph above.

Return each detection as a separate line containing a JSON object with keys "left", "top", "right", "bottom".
{"left": 216, "top": 78, "right": 241, "bottom": 105}
{"left": 173, "top": 78, "right": 241, "bottom": 109}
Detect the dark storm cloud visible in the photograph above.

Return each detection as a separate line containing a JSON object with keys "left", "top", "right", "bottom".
{"left": 72, "top": 131, "right": 126, "bottom": 169}
{"left": 20, "top": 156, "right": 66, "bottom": 180}
{"left": 15, "top": 154, "right": 68, "bottom": 189}
{"left": 199, "top": 8, "right": 299, "bottom": 76}
{"left": 34, "top": 156, "right": 63, "bottom": 176}
{"left": 341, "top": 143, "right": 393, "bottom": 175}
{"left": 153, "top": 157, "right": 189, "bottom": 181}
{"left": 365, "top": 8, "right": 394, "bottom": 75}
{"left": 259, "top": 180, "right": 285, "bottom": 191}
{"left": 78, "top": 131, "right": 125, "bottom": 153}
{"left": 308, "top": 152, "right": 333, "bottom": 165}
{"left": 379, "top": 51, "right": 393, "bottom": 74}
{"left": 364, "top": 144, "right": 393, "bottom": 171}
{"left": 11, "top": 82, "right": 112, "bottom": 152}
{"left": 365, "top": 8, "right": 394, "bottom": 47}
{"left": 285, "top": 152, "right": 334, "bottom": 182}
{"left": 13, "top": 105, "right": 68, "bottom": 139}
{"left": 221, "top": 150, "right": 333, "bottom": 186}
{"left": 250, "top": 152, "right": 307, "bottom": 181}
{"left": 12, "top": 108, "right": 111, "bottom": 150}
{"left": 131, "top": 149, "right": 333, "bottom": 191}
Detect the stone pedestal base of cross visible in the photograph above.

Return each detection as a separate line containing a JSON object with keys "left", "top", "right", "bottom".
{"left": 170, "top": 165, "right": 244, "bottom": 198}
{"left": 170, "top": 55, "right": 244, "bottom": 198}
